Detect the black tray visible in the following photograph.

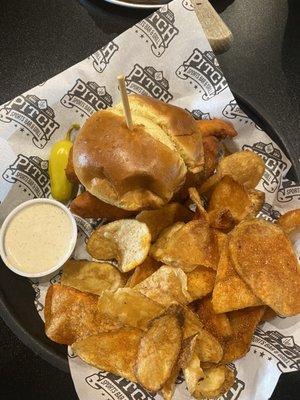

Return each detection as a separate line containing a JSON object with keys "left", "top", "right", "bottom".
{"left": 0, "top": 93, "right": 299, "bottom": 382}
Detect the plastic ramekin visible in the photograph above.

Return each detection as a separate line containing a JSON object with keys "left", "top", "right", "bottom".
{"left": 0, "top": 198, "right": 77, "bottom": 278}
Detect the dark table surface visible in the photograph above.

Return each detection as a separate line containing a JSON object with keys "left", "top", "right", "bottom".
{"left": 0, "top": 0, "right": 300, "bottom": 399}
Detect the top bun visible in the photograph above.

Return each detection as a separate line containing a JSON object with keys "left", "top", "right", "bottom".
{"left": 73, "top": 94, "right": 204, "bottom": 211}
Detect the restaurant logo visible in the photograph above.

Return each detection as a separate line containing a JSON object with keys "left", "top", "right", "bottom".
{"left": 91, "top": 41, "right": 119, "bottom": 73}
{"left": 242, "top": 142, "right": 287, "bottom": 193}
{"left": 222, "top": 100, "right": 263, "bottom": 130}
{"left": 2, "top": 154, "right": 50, "bottom": 198}
{"left": 176, "top": 50, "right": 228, "bottom": 100}
{"left": 61, "top": 79, "right": 113, "bottom": 117}
{"left": 182, "top": 0, "right": 194, "bottom": 11}
{"left": 126, "top": 65, "right": 173, "bottom": 102}
{"left": 135, "top": 5, "right": 179, "bottom": 57}
{"left": 50, "top": 271, "right": 62, "bottom": 285}
{"left": 29, "top": 280, "right": 44, "bottom": 312}
{"left": 0, "top": 95, "right": 59, "bottom": 148}
{"left": 277, "top": 179, "right": 300, "bottom": 203}
{"left": 258, "top": 203, "right": 281, "bottom": 222}
{"left": 85, "top": 371, "right": 155, "bottom": 400}
{"left": 187, "top": 108, "right": 211, "bottom": 120}
{"left": 252, "top": 328, "right": 300, "bottom": 372}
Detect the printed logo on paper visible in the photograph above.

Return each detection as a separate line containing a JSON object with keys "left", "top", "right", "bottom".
{"left": 91, "top": 41, "right": 119, "bottom": 73}
{"left": 126, "top": 65, "right": 173, "bottom": 102}
{"left": 2, "top": 154, "right": 50, "bottom": 198}
{"left": 252, "top": 328, "right": 300, "bottom": 372}
{"left": 243, "top": 142, "right": 287, "bottom": 193}
{"left": 61, "top": 79, "right": 113, "bottom": 117}
{"left": 222, "top": 99, "right": 263, "bottom": 130}
{"left": 176, "top": 49, "right": 228, "bottom": 100}
{"left": 277, "top": 179, "right": 300, "bottom": 203}
{"left": 0, "top": 95, "right": 59, "bottom": 148}
{"left": 135, "top": 5, "right": 179, "bottom": 57}
{"left": 182, "top": 0, "right": 194, "bottom": 11}
{"left": 85, "top": 371, "right": 155, "bottom": 400}
{"left": 50, "top": 271, "right": 62, "bottom": 285}
{"left": 258, "top": 203, "right": 281, "bottom": 222}
{"left": 187, "top": 108, "right": 211, "bottom": 120}
{"left": 29, "top": 280, "right": 44, "bottom": 312}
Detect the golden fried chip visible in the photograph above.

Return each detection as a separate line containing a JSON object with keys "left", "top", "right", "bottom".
{"left": 179, "top": 335, "right": 204, "bottom": 395}
{"left": 197, "top": 296, "right": 232, "bottom": 341}
{"left": 222, "top": 306, "right": 265, "bottom": 363}
{"left": 72, "top": 327, "right": 143, "bottom": 382}
{"left": 199, "top": 151, "right": 265, "bottom": 194}
{"left": 44, "top": 284, "right": 121, "bottom": 345}
{"left": 186, "top": 266, "right": 216, "bottom": 300}
{"left": 194, "top": 365, "right": 235, "bottom": 399}
{"left": 188, "top": 187, "right": 208, "bottom": 223}
{"left": 248, "top": 189, "right": 265, "bottom": 216}
{"left": 161, "top": 364, "right": 180, "bottom": 400}
{"left": 229, "top": 219, "right": 300, "bottom": 316}
{"left": 202, "top": 135, "right": 220, "bottom": 178}
{"left": 277, "top": 209, "right": 300, "bottom": 234}
{"left": 261, "top": 307, "right": 277, "bottom": 322}
{"left": 126, "top": 256, "right": 161, "bottom": 287}
{"left": 151, "top": 220, "right": 219, "bottom": 272}
{"left": 61, "top": 260, "right": 126, "bottom": 296}
{"left": 135, "top": 266, "right": 192, "bottom": 306}
{"left": 135, "top": 306, "right": 184, "bottom": 391}
{"left": 212, "top": 235, "right": 262, "bottom": 313}
{"left": 97, "top": 288, "right": 162, "bottom": 330}
{"left": 196, "top": 118, "right": 238, "bottom": 139}
{"left": 208, "top": 208, "right": 236, "bottom": 231}
{"left": 136, "top": 203, "right": 193, "bottom": 242}
{"left": 87, "top": 219, "right": 151, "bottom": 272}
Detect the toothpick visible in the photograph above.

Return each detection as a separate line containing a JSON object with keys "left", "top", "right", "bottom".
{"left": 117, "top": 75, "right": 133, "bottom": 130}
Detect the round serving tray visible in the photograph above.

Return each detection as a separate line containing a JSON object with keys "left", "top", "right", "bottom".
{"left": 0, "top": 92, "right": 299, "bottom": 375}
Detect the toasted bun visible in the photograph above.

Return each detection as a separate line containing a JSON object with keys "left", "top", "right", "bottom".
{"left": 73, "top": 95, "right": 203, "bottom": 210}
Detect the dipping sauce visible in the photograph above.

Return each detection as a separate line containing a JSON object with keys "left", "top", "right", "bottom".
{"left": 3, "top": 203, "right": 74, "bottom": 274}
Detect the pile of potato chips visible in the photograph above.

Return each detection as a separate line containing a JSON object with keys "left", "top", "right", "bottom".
{"left": 45, "top": 139, "right": 300, "bottom": 399}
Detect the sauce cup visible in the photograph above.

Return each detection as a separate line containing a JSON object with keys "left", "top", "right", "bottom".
{"left": 0, "top": 198, "right": 77, "bottom": 278}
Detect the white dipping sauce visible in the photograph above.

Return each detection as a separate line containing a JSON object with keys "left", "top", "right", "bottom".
{"left": 4, "top": 203, "right": 73, "bottom": 274}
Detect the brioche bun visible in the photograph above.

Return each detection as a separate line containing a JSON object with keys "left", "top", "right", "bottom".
{"left": 73, "top": 94, "right": 203, "bottom": 210}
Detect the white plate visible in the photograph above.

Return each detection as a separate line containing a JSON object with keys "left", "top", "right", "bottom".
{"left": 103, "top": 0, "right": 167, "bottom": 9}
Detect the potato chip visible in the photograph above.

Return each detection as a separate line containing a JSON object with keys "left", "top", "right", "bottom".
{"left": 161, "top": 364, "right": 180, "bottom": 400}
{"left": 97, "top": 288, "right": 162, "bottom": 330}
{"left": 151, "top": 220, "right": 219, "bottom": 272}
{"left": 197, "top": 296, "right": 232, "bottom": 341}
{"left": 261, "top": 307, "right": 277, "bottom": 322}
{"left": 72, "top": 327, "right": 143, "bottom": 382}
{"left": 61, "top": 260, "right": 126, "bottom": 295}
{"left": 136, "top": 203, "right": 193, "bottom": 242}
{"left": 182, "top": 310, "right": 223, "bottom": 363}
{"left": 247, "top": 189, "right": 265, "bottom": 216}
{"left": 196, "top": 118, "right": 238, "bottom": 139}
{"left": 186, "top": 266, "right": 216, "bottom": 300}
{"left": 135, "top": 306, "right": 184, "bottom": 391}
{"left": 135, "top": 266, "right": 192, "bottom": 306}
{"left": 222, "top": 306, "right": 265, "bottom": 363}
{"left": 277, "top": 209, "right": 300, "bottom": 234}
{"left": 126, "top": 256, "right": 161, "bottom": 287}
{"left": 87, "top": 219, "right": 151, "bottom": 272}
{"left": 199, "top": 151, "right": 265, "bottom": 194}
{"left": 229, "top": 219, "right": 300, "bottom": 316}
{"left": 202, "top": 135, "right": 220, "bottom": 178}
{"left": 212, "top": 235, "right": 262, "bottom": 313}
{"left": 194, "top": 365, "right": 235, "bottom": 399}
{"left": 208, "top": 208, "right": 236, "bottom": 231}
{"left": 44, "top": 284, "right": 121, "bottom": 345}
{"left": 188, "top": 187, "right": 208, "bottom": 223}
{"left": 208, "top": 176, "right": 251, "bottom": 222}
{"left": 179, "top": 335, "right": 204, "bottom": 395}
